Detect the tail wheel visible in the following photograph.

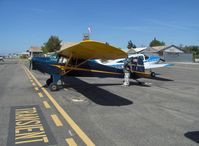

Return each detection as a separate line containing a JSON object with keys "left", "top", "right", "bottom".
{"left": 151, "top": 72, "right": 156, "bottom": 77}
{"left": 49, "top": 83, "right": 58, "bottom": 91}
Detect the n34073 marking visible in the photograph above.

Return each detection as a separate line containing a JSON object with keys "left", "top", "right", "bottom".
{"left": 7, "top": 105, "right": 57, "bottom": 146}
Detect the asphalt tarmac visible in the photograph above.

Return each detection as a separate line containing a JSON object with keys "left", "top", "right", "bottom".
{"left": 0, "top": 59, "right": 199, "bottom": 146}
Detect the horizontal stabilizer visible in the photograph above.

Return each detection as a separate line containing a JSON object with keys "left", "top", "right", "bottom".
{"left": 145, "top": 63, "right": 174, "bottom": 69}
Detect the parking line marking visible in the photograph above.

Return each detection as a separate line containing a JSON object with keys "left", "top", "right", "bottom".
{"left": 23, "top": 66, "right": 95, "bottom": 146}
{"left": 51, "top": 114, "right": 63, "bottom": 127}
{"left": 43, "top": 137, "right": 49, "bottom": 143}
{"left": 43, "top": 101, "right": 51, "bottom": 109}
{"left": 65, "top": 138, "right": 77, "bottom": 146}
{"left": 35, "top": 87, "right": 39, "bottom": 91}
{"left": 38, "top": 92, "right": 44, "bottom": 98}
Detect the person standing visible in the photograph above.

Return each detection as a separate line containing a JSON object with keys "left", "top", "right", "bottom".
{"left": 122, "top": 58, "right": 131, "bottom": 86}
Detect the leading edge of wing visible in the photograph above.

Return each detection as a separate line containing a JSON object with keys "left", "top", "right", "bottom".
{"left": 58, "top": 40, "right": 128, "bottom": 60}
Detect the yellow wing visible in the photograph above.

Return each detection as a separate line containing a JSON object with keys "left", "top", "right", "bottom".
{"left": 58, "top": 40, "right": 127, "bottom": 60}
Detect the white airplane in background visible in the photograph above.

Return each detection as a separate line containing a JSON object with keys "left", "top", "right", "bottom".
{"left": 0, "top": 56, "right": 4, "bottom": 62}
{"left": 95, "top": 54, "right": 173, "bottom": 77}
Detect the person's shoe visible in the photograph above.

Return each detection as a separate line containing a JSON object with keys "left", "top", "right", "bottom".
{"left": 121, "top": 83, "right": 129, "bottom": 87}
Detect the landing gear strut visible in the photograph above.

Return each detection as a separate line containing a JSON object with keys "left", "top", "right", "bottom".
{"left": 46, "top": 74, "right": 61, "bottom": 91}
{"left": 46, "top": 77, "right": 53, "bottom": 86}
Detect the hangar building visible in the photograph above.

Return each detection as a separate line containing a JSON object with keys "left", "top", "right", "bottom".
{"left": 128, "top": 45, "right": 193, "bottom": 62}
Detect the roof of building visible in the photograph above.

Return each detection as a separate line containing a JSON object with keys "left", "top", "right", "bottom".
{"left": 151, "top": 45, "right": 184, "bottom": 53}
{"left": 28, "top": 47, "right": 43, "bottom": 52}
{"left": 151, "top": 46, "right": 168, "bottom": 51}
{"left": 21, "top": 52, "right": 29, "bottom": 55}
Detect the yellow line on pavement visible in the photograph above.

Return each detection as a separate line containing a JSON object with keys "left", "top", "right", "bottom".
{"left": 38, "top": 92, "right": 44, "bottom": 98}
{"left": 15, "top": 137, "right": 49, "bottom": 144}
{"left": 65, "top": 138, "right": 77, "bottom": 146}
{"left": 51, "top": 114, "right": 63, "bottom": 127}
{"left": 34, "top": 87, "right": 39, "bottom": 91}
{"left": 43, "top": 137, "right": 49, "bottom": 143}
{"left": 43, "top": 101, "right": 51, "bottom": 109}
{"left": 23, "top": 66, "right": 32, "bottom": 80}
{"left": 23, "top": 66, "right": 95, "bottom": 146}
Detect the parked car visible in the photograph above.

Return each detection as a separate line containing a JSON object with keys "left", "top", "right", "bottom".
{"left": 0, "top": 56, "right": 4, "bottom": 62}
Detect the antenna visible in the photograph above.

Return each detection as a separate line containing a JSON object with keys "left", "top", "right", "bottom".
{"left": 82, "top": 33, "right": 90, "bottom": 40}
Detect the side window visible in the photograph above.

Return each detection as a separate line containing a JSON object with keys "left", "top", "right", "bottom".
{"left": 58, "top": 57, "right": 62, "bottom": 63}
{"left": 139, "top": 56, "right": 144, "bottom": 60}
{"left": 58, "top": 57, "right": 67, "bottom": 64}
{"left": 117, "top": 60, "right": 124, "bottom": 63}
{"left": 62, "top": 58, "right": 67, "bottom": 63}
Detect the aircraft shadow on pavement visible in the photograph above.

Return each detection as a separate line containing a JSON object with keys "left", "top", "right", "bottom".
{"left": 184, "top": 131, "right": 199, "bottom": 144}
{"left": 62, "top": 77, "right": 133, "bottom": 106}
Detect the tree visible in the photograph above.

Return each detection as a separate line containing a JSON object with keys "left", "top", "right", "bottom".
{"left": 42, "top": 36, "right": 62, "bottom": 53}
{"left": 182, "top": 45, "right": 199, "bottom": 58}
{"left": 149, "top": 38, "right": 165, "bottom": 47}
{"left": 127, "top": 40, "right": 136, "bottom": 49}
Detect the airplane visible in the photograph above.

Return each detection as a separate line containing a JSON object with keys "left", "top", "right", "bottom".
{"left": 31, "top": 40, "right": 153, "bottom": 91}
{"left": 94, "top": 54, "right": 173, "bottom": 77}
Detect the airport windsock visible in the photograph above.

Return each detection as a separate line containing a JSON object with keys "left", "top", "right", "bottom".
{"left": 88, "top": 27, "right": 92, "bottom": 33}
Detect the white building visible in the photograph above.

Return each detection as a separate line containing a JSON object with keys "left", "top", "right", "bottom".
{"left": 28, "top": 46, "right": 43, "bottom": 59}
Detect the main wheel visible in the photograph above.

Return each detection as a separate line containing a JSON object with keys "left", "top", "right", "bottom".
{"left": 151, "top": 72, "right": 156, "bottom": 77}
{"left": 46, "top": 78, "right": 53, "bottom": 86}
{"left": 49, "top": 83, "right": 58, "bottom": 91}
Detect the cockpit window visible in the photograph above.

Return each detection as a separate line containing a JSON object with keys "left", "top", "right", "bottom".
{"left": 145, "top": 55, "right": 149, "bottom": 60}
{"left": 58, "top": 57, "right": 67, "bottom": 64}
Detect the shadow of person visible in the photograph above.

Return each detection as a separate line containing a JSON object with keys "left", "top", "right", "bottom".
{"left": 129, "top": 81, "right": 151, "bottom": 87}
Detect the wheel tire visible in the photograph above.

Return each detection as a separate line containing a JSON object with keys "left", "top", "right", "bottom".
{"left": 151, "top": 72, "right": 156, "bottom": 77}
{"left": 49, "top": 83, "right": 58, "bottom": 91}
{"left": 46, "top": 78, "right": 53, "bottom": 86}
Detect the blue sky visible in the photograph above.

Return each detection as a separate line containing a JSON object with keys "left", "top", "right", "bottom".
{"left": 0, "top": 0, "right": 199, "bottom": 55}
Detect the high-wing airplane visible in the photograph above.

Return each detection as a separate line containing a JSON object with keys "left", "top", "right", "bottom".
{"left": 95, "top": 54, "right": 173, "bottom": 77}
{"left": 31, "top": 40, "right": 152, "bottom": 91}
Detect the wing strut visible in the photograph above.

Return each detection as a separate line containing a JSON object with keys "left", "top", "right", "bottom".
{"left": 65, "top": 53, "right": 73, "bottom": 67}
{"left": 62, "top": 56, "right": 92, "bottom": 75}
